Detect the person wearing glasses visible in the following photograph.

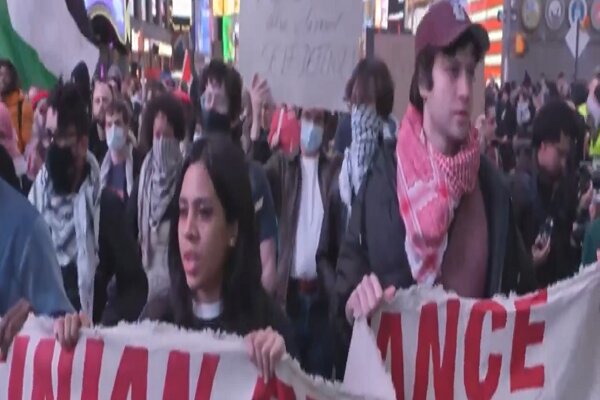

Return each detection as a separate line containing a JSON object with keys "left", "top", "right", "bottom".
{"left": 28, "top": 82, "right": 147, "bottom": 326}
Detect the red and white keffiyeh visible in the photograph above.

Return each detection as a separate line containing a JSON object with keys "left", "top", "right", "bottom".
{"left": 396, "top": 105, "right": 480, "bottom": 285}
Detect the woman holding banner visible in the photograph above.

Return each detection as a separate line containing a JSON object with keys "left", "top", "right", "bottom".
{"left": 54, "top": 136, "right": 296, "bottom": 382}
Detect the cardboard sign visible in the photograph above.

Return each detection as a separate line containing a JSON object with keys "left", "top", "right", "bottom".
{"left": 0, "top": 318, "right": 367, "bottom": 400}
{"left": 343, "top": 264, "right": 600, "bottom": 399}
{"left": 238, "top": 0, "right": 363, "bottom": 111}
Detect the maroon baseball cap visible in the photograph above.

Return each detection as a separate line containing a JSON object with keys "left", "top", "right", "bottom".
{"left": 415, "top": 1, "right": 490, "bottom": 56}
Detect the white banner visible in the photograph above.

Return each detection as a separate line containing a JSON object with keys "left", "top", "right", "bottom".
{"left": 238, "top": 0, "right": 363, "bottom": 111}
{"left": 0, "top": 318, "right": 369, "bottom": 400}
{"left": 4, "top": 266, "right": 599, "bottom": 399}
{"left": 344, "top": 264, "right": 600, "bottom": 399}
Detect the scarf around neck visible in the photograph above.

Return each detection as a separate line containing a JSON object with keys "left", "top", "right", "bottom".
{"left": 396, "top": 105, "right": 480, "bottom": 285}
{"left": 28, "top": 151, "right": 101, "bottom": 316}
{"left": 138, "top": 137, "right": 183, "bottom": 268}
{"left": 339, "top": 104, "right": 383, "bottom": 215}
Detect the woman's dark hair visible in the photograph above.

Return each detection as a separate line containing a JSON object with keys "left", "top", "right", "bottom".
{"left": 0, "top": 59, "right": 19, "bottom": 95}
{"left": 198, "top": 60, "right": 243, "bottom": 124}
{"left": 168, "top": 136, "right": 271, "bottom": 334}
{"left": 139, "top": 93, "right": 186, "bottom": 153}
{"left": 531, "top": 100, "right": 579, "bottom": 148}
{"left": 409, "top": 31, "right": 484, "bottom": 113}
{"left": 344, "top": 58, "right": 394, "bottom": 118}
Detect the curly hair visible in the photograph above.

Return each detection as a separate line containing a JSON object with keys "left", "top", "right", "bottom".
{"left": 47, "top": 82, "right": 90, "bottom": 138}
{"left": 139, "top": 93, "right": 186, "bottom": 154}
{"left": 198, "top": 60, "right": 243, "bottom": 124}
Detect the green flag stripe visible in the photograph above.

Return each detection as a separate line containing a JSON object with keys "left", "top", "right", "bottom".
{"left": 0, "top": 0, "right": 57, "bottom": 90}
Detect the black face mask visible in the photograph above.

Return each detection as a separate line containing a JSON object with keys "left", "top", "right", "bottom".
{"left": 46, "top": 143, "right": 76, "bottom": 195}
{"left": 201, "top": 109, "right": 230, "bottom": 134}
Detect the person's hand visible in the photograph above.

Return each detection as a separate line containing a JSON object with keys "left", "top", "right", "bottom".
{"left": 53, "top": 312, "right": 91, "bottom": 349}
{"left": 249, "top": 74, "right": 272, "bottom": 117}
{"left": 532, "top": 237, "right": 551, "bottom": 268}
{"left": 345, "top": 274, "right": 396, "bottom": 324}
{"left": 249, "top": 74, "right": 272, "bottom": 141}
{"left": 245, "top": 328, "right": 285, "bottom": 383}
{"left": 0, "top": 299, "right": 32, "bottom": 360}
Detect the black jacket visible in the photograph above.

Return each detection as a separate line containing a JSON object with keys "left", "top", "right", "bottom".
{"left": 93, "top": 189, "right": 148, "bottom": 325}
{"left": 89, "top": 123, "right": 108, "bottom": 165}
{"left": 141, "top": 294, "right": 299, "bottom": 358}
{"left": 334, "top": 142, "right": 536, "bottom": 371}
{"left": 316, "top": 179, "right": 348, "bottom": 313}
{"left": 510, "top": 170, "right": 580, "bottom": 287}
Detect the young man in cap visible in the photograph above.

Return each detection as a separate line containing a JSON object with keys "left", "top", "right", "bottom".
{"left": 334, "top": 0, "right": 535, "bottom": 369}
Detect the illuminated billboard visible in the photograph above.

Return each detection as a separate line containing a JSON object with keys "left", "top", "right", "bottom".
{"left": 85, "top": 0, "right": 127, "bottom": 43}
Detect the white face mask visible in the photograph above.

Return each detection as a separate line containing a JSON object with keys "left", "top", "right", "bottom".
{"left": 193, "top": 131, "right": 203, "bottom": 142}
{"left": 107, "top": 125, "right": 127, "bottom": 151}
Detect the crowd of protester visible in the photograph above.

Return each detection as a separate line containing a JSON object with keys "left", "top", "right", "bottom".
{"left": 1, "top": 1, "right": 600, "bottom": 385}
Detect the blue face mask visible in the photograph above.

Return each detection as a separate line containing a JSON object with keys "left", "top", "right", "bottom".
{"left": 300, "top": 120, "right": 323, "bottom": 154}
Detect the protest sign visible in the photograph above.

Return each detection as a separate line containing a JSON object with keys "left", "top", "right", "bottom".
{"left": 344, "top": 264, "right": 600, "bottom": 399}
{"left": 238, "top": 0, "right": 363, "bottom": 111}
{"left": 0, "top": 318, "right": 372, "bottom": 400}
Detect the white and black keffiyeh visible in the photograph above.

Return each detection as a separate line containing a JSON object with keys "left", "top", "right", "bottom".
{"left": 339, "top": 104, "right": 383, "bottom": 217}
{"left": 137, "top": 137, "right": 183, "bottom": 268}
{"left": 28, "top": 151, "right": 101, "bottom": 317}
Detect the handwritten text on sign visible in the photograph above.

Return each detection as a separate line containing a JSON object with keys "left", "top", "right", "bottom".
{"left": 238, "top": 0, "right": 363, "bottom": 111}
{"left": 0, "top": 319, "right": 363, "bottom": 400}
{"left": 343, "top": 265, "right": 600, "bottom": 399}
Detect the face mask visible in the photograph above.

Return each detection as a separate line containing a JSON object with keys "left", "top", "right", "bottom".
{"left": 300, "top": 120, "right": 323, "bottom": 154}
{"left": 46, "top": 143, "right": 76, "bottom": 195}
{"left": 152, "top": 136, "right": 182, "bottom": 170}
{"left": 201, "top": 109, "right": 230, "bottom": 134}
{"left": 193, "top": 131, "right": 203, "bottom": 142}
{"left": 107, "top": 125, "right": 127, "bottom": 151}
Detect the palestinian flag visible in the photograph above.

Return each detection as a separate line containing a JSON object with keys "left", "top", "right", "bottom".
{"left": 0, "top": 0, "right": 98, "bottom": 89}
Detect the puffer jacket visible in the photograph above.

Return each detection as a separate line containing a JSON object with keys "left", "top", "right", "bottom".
{"left": 2, "top": 90, "right": 33, "bottom": 153}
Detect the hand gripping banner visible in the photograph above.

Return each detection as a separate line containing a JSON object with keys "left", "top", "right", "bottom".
{"left": 343, "top": 264, "right": 600, "bottom": 399}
